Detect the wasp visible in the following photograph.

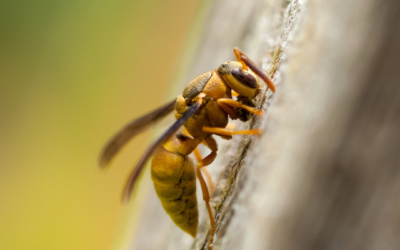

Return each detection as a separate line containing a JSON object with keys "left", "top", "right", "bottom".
{"left": 98, "top": 48, "right": 275, "bottom": 249}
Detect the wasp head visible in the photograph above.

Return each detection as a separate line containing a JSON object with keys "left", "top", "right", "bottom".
{"left": 217, "top": 61, "right": 259, "bottom": 97}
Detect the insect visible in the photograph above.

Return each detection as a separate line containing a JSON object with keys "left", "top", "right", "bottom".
{"left": 98, "top": 48, "right": 275, "bottom": 249}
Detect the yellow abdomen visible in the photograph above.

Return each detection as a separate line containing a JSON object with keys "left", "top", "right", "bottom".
{"left": 151, "top": 146, "right": 198, "bottom": 237}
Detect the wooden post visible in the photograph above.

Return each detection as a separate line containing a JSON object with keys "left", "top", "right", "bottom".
{"left": 128, "top": 0, "right": 400, "bottom": 249}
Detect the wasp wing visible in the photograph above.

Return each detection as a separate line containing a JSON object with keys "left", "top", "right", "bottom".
{"left": 121, "top": 102, "right": 200, "bottom": 203}
{"left": 98, "top": 99, "right": 176, "bottom": 169}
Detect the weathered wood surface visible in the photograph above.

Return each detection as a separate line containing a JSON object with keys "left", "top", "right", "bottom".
{"left": 128, "top": 0, "right": 400, "bottom": 249}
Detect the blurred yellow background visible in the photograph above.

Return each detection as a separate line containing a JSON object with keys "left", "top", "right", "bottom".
{"left": 0, "top": 0, "right": 203, "bottom": 249}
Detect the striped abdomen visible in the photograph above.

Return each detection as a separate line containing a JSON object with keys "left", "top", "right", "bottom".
{"left": 151, "top": 146, "right": 198, "bottom": 237}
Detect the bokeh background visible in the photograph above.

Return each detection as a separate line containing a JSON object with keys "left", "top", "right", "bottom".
{"left": 0, "top": 0, "right": 205, "bottom": 249}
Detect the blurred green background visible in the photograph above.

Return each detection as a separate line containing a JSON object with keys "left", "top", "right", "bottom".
{"left": 0, "top": 0, "right": 203, "bottom": 249}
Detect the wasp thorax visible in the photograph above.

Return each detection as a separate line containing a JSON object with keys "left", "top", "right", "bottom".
{"left": 217, "top": 61, "right": 259, "bottom": 97}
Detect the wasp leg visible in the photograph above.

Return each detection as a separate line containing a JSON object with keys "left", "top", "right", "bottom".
{"left": 226, "top": 123, "right": 236, "bottom": 130}
{"left": 203, "top": 127, "right": 260, "bottom": 137}
{"left": 193, "top": 147, "right": 215, "bottom": 195}
{"left": 183, "top": 128, "right": 215, "bottom": 195}
{"left": 233, "top": 47, "right": 276, "bottom": 92}
{"left": 217, "top": 101, "right": 239, "bottom": 120}
{"left": 196, "top": 137, "right": 218, "bottom": 249}
{"left": 217, "top": 98, "right": 263, "bottom": 116}
{"left": 231, "top": 90, "right": 240, "bottom": 97}
{"left": 183, "top": 128, "right": 215, "bottom": 194}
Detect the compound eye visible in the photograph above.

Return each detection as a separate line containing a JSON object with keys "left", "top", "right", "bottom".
{"left": 231, "top": 68, "right": 258, "bottom": 89}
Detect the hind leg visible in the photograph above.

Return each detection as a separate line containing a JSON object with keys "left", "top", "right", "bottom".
{"left": 193, "top": 147, "right": 215, "bottom": 195}
{"left": 195, "top": 136, "right": 218, "bottom": 249}
{"left": 184, "top": 129, "right": 215, "bottom": 195}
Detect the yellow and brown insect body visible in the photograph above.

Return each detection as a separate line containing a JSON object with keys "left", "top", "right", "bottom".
{"left": 151, "top": 136, "right": 201, "bottom": 236}
{"left": 98, "top": 48, "right": 276, "bottom": 249}
{"left": 152, "top": 59, "right": 267, "bottom": 239}
{"left": 149, "top": 71, "right": 235, "bottom": 237}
